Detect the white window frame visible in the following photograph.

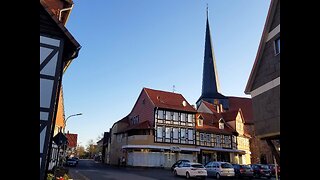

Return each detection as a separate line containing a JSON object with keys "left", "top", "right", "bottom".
{"left": 157, "top": 126, "right": 163, "bottom": 138}
{"left": 200, "top": 133, "right": 204, "bottom": 141}
{"left": 188, "top": 129, "right": 194, "bottom": 140}
{"left": 165, "top": 127, "right": 171, "bottom": 139}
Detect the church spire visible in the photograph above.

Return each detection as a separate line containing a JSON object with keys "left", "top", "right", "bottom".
{"left": 196, "top": 7, "right": 228, "bottom": 108}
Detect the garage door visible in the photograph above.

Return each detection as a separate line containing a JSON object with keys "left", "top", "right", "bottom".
{"left": 128, "top": 152, "right": 164, "bottom": 167}
{"left": 179, "top": 153, "right": 195, "bottom": 162}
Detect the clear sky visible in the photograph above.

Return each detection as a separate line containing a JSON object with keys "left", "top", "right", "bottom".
{"left": 62, "top": 0, "right": 271, "bottom": 147}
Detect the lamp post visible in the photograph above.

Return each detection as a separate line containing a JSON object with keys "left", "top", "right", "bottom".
{"left": 62, "top": 113, "right": 82, "bottom": 164}
{"left": 63, "top": 113, "right": 82, "bottom": 133}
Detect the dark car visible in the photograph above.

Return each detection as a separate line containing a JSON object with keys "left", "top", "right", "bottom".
{"left": 268, "top": 164, "right": 280, "bottom": 177}
{"left": 251, "top": 164, "right": 271, "bottom": 179}
{"left": 66, "top": 158, "right": 77, "bottom": 167}
{"left": 232, "top": 164, "right": 254, "bottom": 179}
{"left": 171, "top": 160, "right": 190, "bottom": 171}
{"left": 72, "top": 157, "right": 79, "bottom": 164}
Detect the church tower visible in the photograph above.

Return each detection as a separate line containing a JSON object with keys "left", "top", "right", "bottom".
{"left": 196, "top": 8, "right": 229, "bottom": 109}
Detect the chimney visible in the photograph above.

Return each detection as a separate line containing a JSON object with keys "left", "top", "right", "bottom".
{"left": 216, "top": 105, "right": 220, "bottom": 113}
{"left": 220, "top": 104, "right": 223, "bottom": 113}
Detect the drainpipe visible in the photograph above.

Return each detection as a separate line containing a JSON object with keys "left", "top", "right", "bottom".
{"left": 59, "top": 3, "right": 74, "bottom": 25}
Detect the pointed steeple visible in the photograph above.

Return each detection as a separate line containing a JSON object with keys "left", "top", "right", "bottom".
{"left": 203, "top": 7, "right": 221, "bottom": 94}
{"left": 196, "top": 7, "right": 228, "bottom": 109}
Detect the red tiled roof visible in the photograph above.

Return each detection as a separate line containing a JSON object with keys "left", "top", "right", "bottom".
{"left": 125, "top": 121, "right": 152, "bottom": 131}
{"left": 197, "top": 112, "right": 237, "bottom": 135}
{"left": 144, "top": 88, "right": 197, "bottom": 112}
{"left": 198, "top": 112, "right": 222, "bottom": 125}
{"left": 66, "top": 133, "right": 77, "bottom": 148}
{"left": 202, "top": 100, "right": 217, "bottom": 113}
{"left": 118, "top": 115, "right": 130, "bottom": 124}
{"left": 116, "top": 121, "right": 152, "bottom": 134}
{"left": 221, "top": 110, "right": 239, "bottom": 122}
{"left": 228, "top": 97, "right": 253, "bottom": 124}
{"left": 112, "top": 115, "right": 130, "bottom": 134}
{"left": 196, "top": 124, "right": 234, "bottom": 135}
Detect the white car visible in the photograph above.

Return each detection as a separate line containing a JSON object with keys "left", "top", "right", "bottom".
{"left": 174, "top": 162, "right": 207, "bottom": 179}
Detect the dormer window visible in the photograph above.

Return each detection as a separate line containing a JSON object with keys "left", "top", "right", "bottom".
{"left": 219, "top": 119, "right": 224, "bottom": 129}
{"left": 197, "top": 115, "right": 204, "bottom": 127}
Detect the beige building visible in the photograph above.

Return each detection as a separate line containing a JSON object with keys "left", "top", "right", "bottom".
{"left": 106, "top": 88, "right": 253, "bottom": 168}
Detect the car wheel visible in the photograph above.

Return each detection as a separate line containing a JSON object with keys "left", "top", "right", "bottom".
{"left": 174, "top": 170, "right": 178, "bottom": 176}
{"left": 186, "top": 172, "right": 191, "bottom": 179}
{"left": 216, "top": 173, "right": 220, "bottom": 179}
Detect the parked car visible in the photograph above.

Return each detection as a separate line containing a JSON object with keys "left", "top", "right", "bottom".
{"left": 205, "top": 161, "right": 235, "bottom": 179}
{"left": 72, "top": 157, "right": 79, "bottom": 164}
{"left": 66, "top": 158, "right": 77, "bottom": 167}
{"left": 173, "top": 162, "right": 207, "bottom": 179}
{"left": 251, "top": 164, "right": 271, "bottom": 179}
{"left": 268, "top": 164, "right": 280, "bottom": 177}
{"left": 171, "top": 159, "right": 190, "bottom": 171}
{"left": 232, "top": 164, "right": 254, "bottom": 179}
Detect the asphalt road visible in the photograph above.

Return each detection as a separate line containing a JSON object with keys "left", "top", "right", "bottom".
{"left": 68, "top": 159, "right": 279, "bottom": 180}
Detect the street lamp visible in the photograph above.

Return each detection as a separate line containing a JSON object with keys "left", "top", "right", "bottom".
{"left": 63, "top": 113, "right": 82, "bottom": 133}
{"left": 62, "top": 113, "right": 82, "bottom": 165}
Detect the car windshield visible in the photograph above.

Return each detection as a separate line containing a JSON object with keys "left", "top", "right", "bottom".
{"left": 191, "top": 164, "right": 204, "bottom": 168}
{"left": 221, "top": 163, "right": 233, "bottom": 168}
{"left": 260, "top": 165, "right": 269, "bottom": 169}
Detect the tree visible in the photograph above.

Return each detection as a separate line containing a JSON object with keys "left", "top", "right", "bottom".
{"left": 76, "top": 145, "right": 86, "bottom": 158}
{"left": 86, "top": 139, "right": 97, "bottom": 158}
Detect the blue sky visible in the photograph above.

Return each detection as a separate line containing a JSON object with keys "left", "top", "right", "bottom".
{"left": 62, "top": 0, "right": 271, "bottom": 147}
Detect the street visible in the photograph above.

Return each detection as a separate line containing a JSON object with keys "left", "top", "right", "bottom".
{"left": 68, "top": 159, "right": 279, "bottom": 180}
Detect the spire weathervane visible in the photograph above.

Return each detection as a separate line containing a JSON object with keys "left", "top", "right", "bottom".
{"left": 206, "top": 3, "right": 209, "bottom": 18}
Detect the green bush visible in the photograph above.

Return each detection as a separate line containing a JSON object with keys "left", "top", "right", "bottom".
{"left": 47, "top": 173, "right": 54, "bottom": 180}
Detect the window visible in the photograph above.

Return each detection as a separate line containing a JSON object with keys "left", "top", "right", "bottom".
{"left": 173, "top": 112, "right": 179, "bottom": 121}
{"left": 219, "top": 119, "right": 224, "bottom": 129}
{"left": 188, "top": 129, "right": 194, "bottom": 140}
{"left": 158, "top": 110, "right": 164, "bottom": 119}
{"left": 166, "top": 111, "right": 172, "bottom": 120}
{"left": 157, "top": 126, "right": 163, "bottom": 138}
{"left": 200, "top": 133, "right": 204, "bottom": 141}
{"left": 130, "top": 116, "right": 139, "bottom": 125}
{"left": 181, "top": 128, "right": 186, "bottom": 139}
{"left": 181, "top": 113, "right": 186, "bottom": 122}
{"left": 165, "top": 127, "right": 171, "bottom": 139}
{"left": 206, "top": 134, "right": 211, "bottom": 143}
{"left": 216, "top": 135, "right": 221, "bottom": 144}
{"left": 198, "top": 119, "right": 203, "bottom": 126}
{"left": 187, "top": 114, "right": 193, "bottom": 123}
{"left": 274, "top": 37, "right": 280, "bottom": 55}
{"left": 173, "top": 128, "right": 179, "bottom": 139}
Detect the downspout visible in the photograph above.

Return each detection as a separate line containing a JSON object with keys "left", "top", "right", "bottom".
{"left": 59, "top": 3, "right": 74, "bottom": 25}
